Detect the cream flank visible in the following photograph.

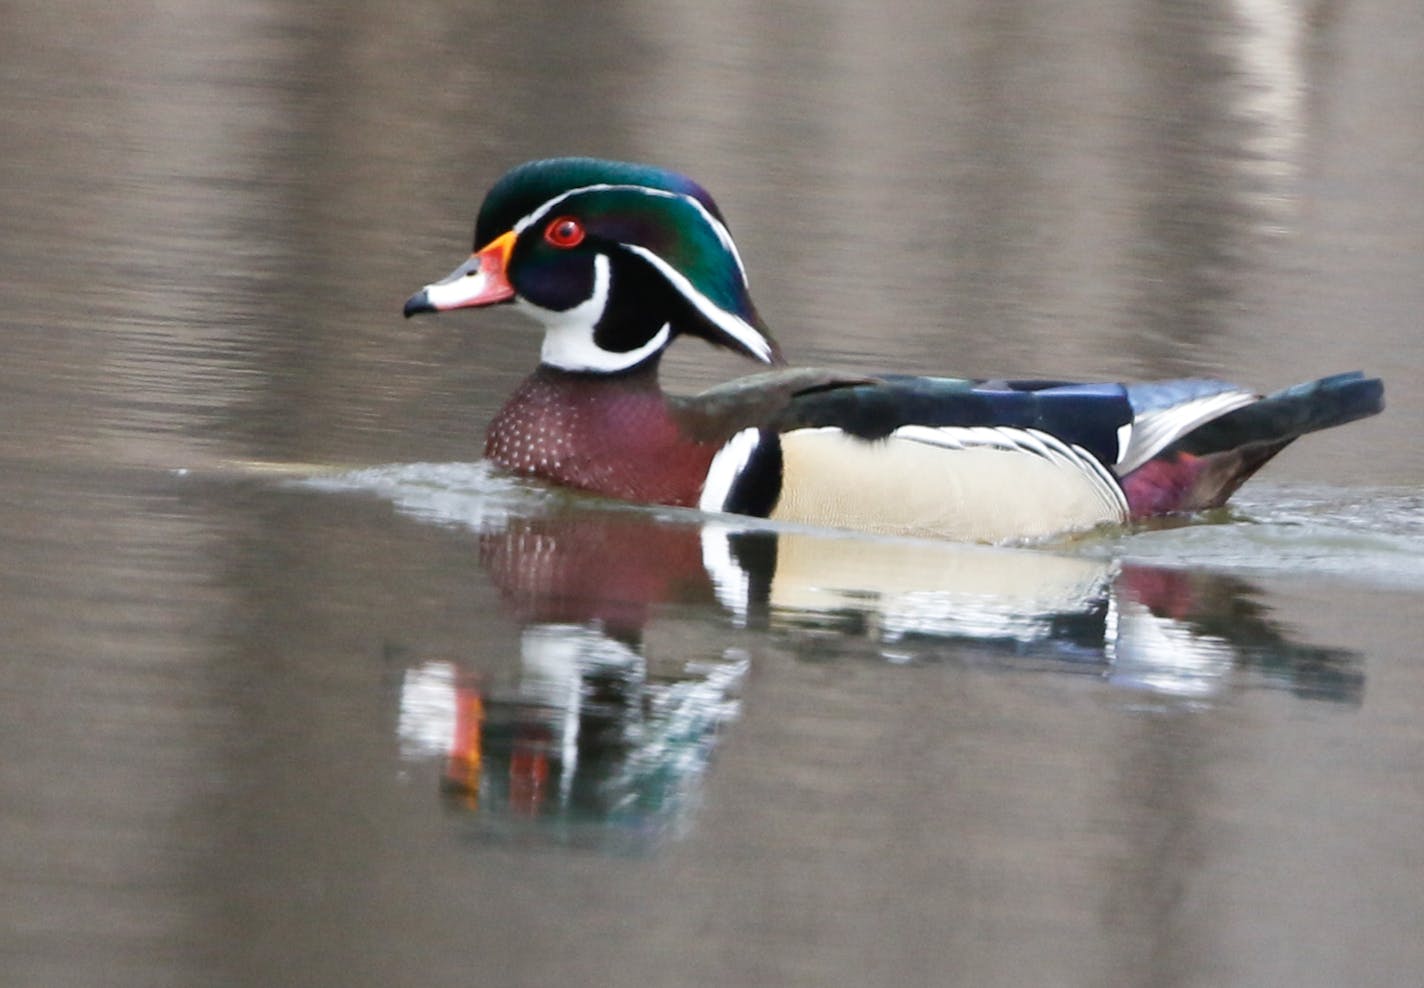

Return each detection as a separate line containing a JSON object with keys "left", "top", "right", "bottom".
{"left": 769, "top": 427, "right": 1129, "bottom": 542}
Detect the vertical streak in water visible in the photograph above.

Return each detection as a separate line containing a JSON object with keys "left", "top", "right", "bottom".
{"left": 1226, "top": 0, "right": 1306, "bottom": 231}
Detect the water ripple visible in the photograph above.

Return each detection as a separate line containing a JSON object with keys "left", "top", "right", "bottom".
{"left": 1089, "top": 485, "right": 1424, "bottom": 588}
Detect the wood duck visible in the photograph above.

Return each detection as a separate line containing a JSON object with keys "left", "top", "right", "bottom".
{"left": 404, "top": 157, "right": 1384, "bottom": 543}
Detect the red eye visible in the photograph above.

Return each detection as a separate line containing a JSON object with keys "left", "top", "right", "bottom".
{"left": 544, "top": 216, "right": 585, "bottom": 248}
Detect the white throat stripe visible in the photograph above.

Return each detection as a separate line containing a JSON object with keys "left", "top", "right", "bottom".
{"left": 534, "top": 253, "right": 670, "bottom": 373}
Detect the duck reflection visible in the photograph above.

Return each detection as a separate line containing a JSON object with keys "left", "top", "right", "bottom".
{"left": 395, "top": 507, "right": 1360, "bottom": 846}
{"left": 702, "top": 525, "right": 1361, "bottom": 702}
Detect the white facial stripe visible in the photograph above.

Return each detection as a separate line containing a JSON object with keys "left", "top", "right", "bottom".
{"left": 620, "top": 243, "right": 774, "bottom": 364}
{"left": 530, "top": 254, "right": 671, "bottom": 372}
{"left": 699, "top": 427, "right": 763, "bottom": 513}
{"left": 513, "top": 183, "right": 748, "bottom": 283}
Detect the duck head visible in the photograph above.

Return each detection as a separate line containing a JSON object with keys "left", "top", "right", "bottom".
{"left": 404, "top": 157, "right": 783, "bottom": 373}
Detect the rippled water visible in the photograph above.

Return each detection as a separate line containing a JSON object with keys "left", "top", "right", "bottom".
{"left": 4, "top": 1, "right": 1424, "bottom": 985}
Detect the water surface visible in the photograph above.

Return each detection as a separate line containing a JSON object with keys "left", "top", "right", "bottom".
{"left": 3, "top": 1, "right": 1423, "bottom": 985}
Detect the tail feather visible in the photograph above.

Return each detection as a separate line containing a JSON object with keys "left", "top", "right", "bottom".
{"left": 1121, "top": 372, "right": 1383, "bottom": 517}
{"left": 1173, "top": 371, "right": 1384, "bottom": 457}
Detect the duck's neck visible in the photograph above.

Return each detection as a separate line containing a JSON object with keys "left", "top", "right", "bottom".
{"left": 484, "top": 362, "right": 717, "bottom": 507}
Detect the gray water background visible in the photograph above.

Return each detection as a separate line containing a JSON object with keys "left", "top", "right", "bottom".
{"left": 3, "top": 2, "right": 1423, "bottom": 985}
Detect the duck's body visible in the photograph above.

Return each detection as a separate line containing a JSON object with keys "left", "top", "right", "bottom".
{"left": 406, "top": 157, "right": 1383, "bottom": 543}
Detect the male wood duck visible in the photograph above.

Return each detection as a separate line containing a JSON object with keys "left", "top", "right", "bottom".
{"left": 404, "top": 157, "right": 1383, "bottom": 543}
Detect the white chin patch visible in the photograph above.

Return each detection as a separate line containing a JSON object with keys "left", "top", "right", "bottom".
{"left": 530, "top": 254, "right": 671, "bottom": 372}
{"left": 538, "top": 318, "right": 671, "bottom": 373}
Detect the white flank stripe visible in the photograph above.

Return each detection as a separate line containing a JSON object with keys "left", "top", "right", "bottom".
{"left": 699, "top": 427, "right": 763, "bottom": 513}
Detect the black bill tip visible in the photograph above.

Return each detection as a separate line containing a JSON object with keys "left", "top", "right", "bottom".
{"left": 402, "top": 289, "right": 433, "bottom": 318}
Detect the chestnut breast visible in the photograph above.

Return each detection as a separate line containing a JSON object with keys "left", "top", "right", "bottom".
{"left": 485, "top": 369, "right": 718, "bottom": 507}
